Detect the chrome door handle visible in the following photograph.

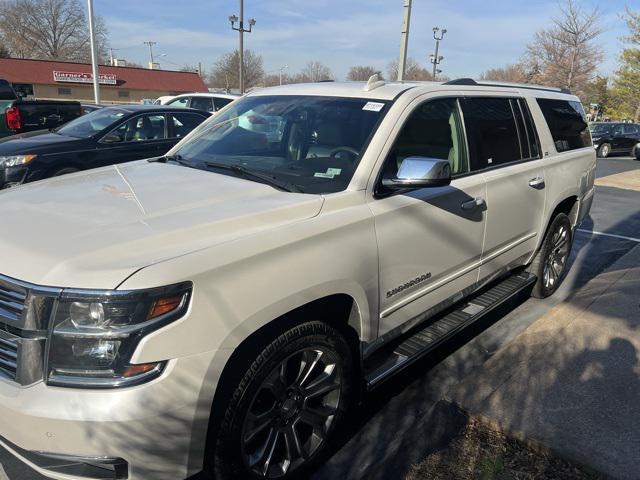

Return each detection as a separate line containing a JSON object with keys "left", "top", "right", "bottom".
{"left": 529, "top": 176, "right": 545, "bottom": 189}
{"left": 461, "top": 197, "right": 486, "bottom": 211}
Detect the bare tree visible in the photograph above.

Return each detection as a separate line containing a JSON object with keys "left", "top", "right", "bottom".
{"left": 387, "top": 57, "right": 433, "bottom": 81}
{"left": 480, "top": 63, "right": 531, "bottom": 83}
{"left": 208, "top": 50, "right": 264, "bottom": 91}
{"left": 296, "top": 61, "right": 333, "bottom": 83}
{"left": 524, "top": 0, "right": 603, "bottom": 98}
{"left": 347, "top": 65, "right": 381, "bottom": 81}
{"left": 0, "top": 0, "right": 109, "bottom": 62}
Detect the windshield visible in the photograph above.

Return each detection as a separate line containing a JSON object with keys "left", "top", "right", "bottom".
{"left": 57, "top": 108, "right": 129, "bottom": 138}
{"left": 171, "top": 95, "right": 389, "bottom": 194}
{"left": 590, "top": 123, "right": 613, "bottom": 135}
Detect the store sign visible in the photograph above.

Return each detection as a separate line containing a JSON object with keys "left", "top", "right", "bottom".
{"left": 53, "top": 71, "right": 117, "bottom": 85}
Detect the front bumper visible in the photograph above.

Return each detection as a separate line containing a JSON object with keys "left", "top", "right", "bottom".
{"left": 0, "top": 165, "right": 28, "bottom": 189}
{"left": 0, "top": 349, "right": 221, "bottom": 480}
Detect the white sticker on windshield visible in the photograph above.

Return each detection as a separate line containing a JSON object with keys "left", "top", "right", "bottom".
{"left": 363, "top": 102, "right": 385, "bottom": 112}
{"left": 314, "top": 172, "right": 335, "bottom": 179}
{"left": 327, "top": 168, "right": 342, "bottom": 175}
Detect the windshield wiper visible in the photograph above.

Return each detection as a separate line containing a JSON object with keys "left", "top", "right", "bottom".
{"left": 204, "top": 161, "right": 304, "bottom": 193}
{"left": 148, "top": 154, "right": 193, "bottom": 167}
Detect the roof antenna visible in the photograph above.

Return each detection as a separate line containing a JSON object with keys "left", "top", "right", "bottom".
{"left": 363, "top": 72, "right": 385, "bottom": 92}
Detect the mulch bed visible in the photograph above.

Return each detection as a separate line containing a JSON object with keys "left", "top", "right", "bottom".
{"left": 405, "top": 417, "right": 604, "bottom": 480}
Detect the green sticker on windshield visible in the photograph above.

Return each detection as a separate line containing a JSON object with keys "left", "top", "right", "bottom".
{"left": 314, "top": 168, "right": 342, "bottom": 179}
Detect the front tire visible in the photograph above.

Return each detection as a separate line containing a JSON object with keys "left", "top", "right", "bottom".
{"left": 597, "top": 143, "right": 611, "bottom": 158}
{"left": 210, "top": 321, "right": 354, "bottom": 479}
{"left": 529, "top": 213, "right": 573, "bottom": 298}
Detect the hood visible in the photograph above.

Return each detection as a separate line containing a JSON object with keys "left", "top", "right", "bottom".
{"left": 0, "top": 161, "right": 323, "bottom": 288}
{"left": 0, "top": 131, "right": 85, "bottom": 154}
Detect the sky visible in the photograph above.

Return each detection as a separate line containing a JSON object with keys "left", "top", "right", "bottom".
{"left": 98, "top": 0, "right": 636, "bottom": 80}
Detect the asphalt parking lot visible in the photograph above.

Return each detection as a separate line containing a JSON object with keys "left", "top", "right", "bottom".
{"left": 2, "top": 155, "right": 639, "bottom": 480}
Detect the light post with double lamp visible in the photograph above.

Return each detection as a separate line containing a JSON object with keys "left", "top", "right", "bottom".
{"left": 229, "top": 0, "right": 256, "bottom": 94}
{"left": 430, "top": 27, "right": 447, "bottom": 80}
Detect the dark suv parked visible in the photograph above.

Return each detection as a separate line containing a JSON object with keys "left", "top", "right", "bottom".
{"left": 590, "top": 122, "right": 640, "bottom": 158}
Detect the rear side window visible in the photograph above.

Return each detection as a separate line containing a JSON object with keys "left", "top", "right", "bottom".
{"left": 171, "top": 112, "right": 207, "bottom": 138}
{"left": 190, "top": 97, "right": 214, "bottom": 112}
{"left": 214, "top": 97, "right": 233, "bottom": 111}
{"left": 460, "top": 97, "right": 521, "bottom": 170}
{"left": 0, "top": 81, "right": 17, "bottom": 100}
{"left": 536, "top": 99, "right": 591, "bottom": 152}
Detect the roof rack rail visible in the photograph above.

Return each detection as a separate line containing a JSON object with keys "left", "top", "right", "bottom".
{"left": 444, "top": 78, "right": 571, "bottom": 95}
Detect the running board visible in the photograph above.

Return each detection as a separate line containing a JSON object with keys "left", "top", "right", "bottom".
{"left": 364, "top": 271, "right": 536, "bottom": 389}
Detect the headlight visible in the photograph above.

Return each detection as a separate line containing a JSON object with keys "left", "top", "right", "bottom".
{"left": 0, "top": 154, "right": 37, "bottom": 167}
{"left": 46, "top": 282, "right": 192, "bottom": 388}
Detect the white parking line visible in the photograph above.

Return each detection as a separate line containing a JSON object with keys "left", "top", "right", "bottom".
{"left": 0, "top": 465, "right": 9, "bottom": 480}
{"left": 577, "top": 229, "right": 640, "bottom": 243}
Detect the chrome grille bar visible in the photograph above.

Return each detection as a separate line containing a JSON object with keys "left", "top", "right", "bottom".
{"left": 0, "top": 274, "right": 61, "bottom": 386}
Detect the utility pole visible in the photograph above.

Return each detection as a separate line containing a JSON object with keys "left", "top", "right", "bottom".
{"left": 87, "top": 0, "right": 100, "bottom": 103}
{"left": 397, "top": 0, "right": 412, "bottom": 81}
{"left": 144, "top": 41, "right": 157, "bottom": 69}
{"left": 430, "top": 27, "right": 447, "bottom": 80}
{"left": 229, "top": 0, "right": 256, "bottom": 94}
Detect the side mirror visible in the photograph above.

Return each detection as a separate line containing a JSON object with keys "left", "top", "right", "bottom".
{"left": 101, "top": 132, "right": 123, "bottom": 144}
{"left": 382, "top": 157, "right": 451, "bottom": 190}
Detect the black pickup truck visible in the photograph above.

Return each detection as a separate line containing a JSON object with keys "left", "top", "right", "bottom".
{"left": 0, "top": 80, "right": 82, "bottom": 138}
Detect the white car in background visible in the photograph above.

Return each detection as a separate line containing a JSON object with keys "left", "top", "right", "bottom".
{"left": 160, "top": 92, "right": 239, "bottom": 113}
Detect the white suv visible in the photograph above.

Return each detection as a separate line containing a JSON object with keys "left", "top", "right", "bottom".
{"left": 0, "top": 78, "right": 595, "bottom": 480}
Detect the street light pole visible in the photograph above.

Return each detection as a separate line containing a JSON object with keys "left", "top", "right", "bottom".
{"left": 430, "top": 27, "right": 447, "bottom": 80}
{"left": 87, "top": 0, "right": 100, "bottom": 103}
{"left": 229, "top": 0, "right": 256, "bottom": 94}
{"left": 398, "top": 0, "right": 412, "bottom": 81}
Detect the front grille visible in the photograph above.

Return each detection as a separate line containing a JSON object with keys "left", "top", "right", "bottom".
{"left": 0, "top": 283, "right": 26, "bottom": 324}
{"left": 0, "top": 274, "right": 60, "bottom": 386}
{"left": 0, "top": 334, "right": 18, "bottom": 381}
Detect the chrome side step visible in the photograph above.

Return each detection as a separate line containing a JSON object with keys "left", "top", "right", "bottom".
{"left": 364, "top": 271, "right": 537, "bottom": 389}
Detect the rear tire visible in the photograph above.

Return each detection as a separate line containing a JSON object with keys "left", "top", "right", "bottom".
{"left": 597, "top": 143, "right": 611, "bottom": 158}
{"left": 529, "top": 213, "right": 573, "bottom": 298}
{"left": 632, "top": 143, "right": 640, "bottom": 160}
{"left": 209, "top": 321, "right": 354, "bottom": 480}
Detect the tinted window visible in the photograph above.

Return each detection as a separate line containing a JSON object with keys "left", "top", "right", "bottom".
{"left": 0, "top": 81, "right": 16, "bottom": 100}
{"left": 173, "top": 95, "right": 389, "bottom": 194}
{"left": 190, "top": 97, "right": 214, "bottom": 112}
{"left": 214, "top": 97, "right": 233, "bottom": 111}
{"left": 590, "top": 123, "right": 613, "bottom": 135}
{"left": 536, "top": 99, "right": 591, "bottom": 152}
{"left": 623, "top": 124, "right": 640, "bottom": 135}
{"left": 382, "top": 98, "right": 468, "bottom": 180}
{"left": 58, "top": 108, "right": 128, "bottom": 138}
{"left": 111, "top": 114, "right": 167, "bottom": 142}
{"left": 461, "top": 97, "right": 521, "bottom": 169}
{"left": 171, "top": 112, "right": 206, "bottom": 138}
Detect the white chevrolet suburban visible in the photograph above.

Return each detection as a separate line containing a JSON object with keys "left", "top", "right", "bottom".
{"left": 0, "top": 77, "right": 595, "bottom": 480}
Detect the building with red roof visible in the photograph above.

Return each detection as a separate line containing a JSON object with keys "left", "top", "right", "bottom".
{"left": 0, "top": 58, "right": 208, "bottom": 104}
